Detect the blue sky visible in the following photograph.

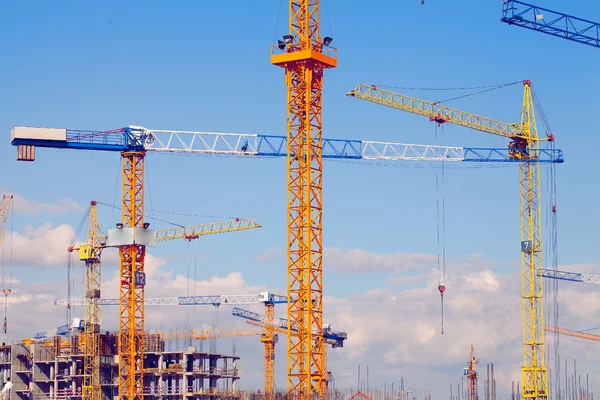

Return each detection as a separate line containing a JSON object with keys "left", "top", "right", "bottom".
{"left": 1, "top": 0, "right": 599, "bottom": 396}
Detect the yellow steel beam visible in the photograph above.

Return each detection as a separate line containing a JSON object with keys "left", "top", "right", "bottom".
{"left": 81, "top": 201, "right": 102, "bottom": 400}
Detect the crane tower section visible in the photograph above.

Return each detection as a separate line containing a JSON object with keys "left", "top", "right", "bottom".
{"left": 466, "top": 345, "right": 478, "bottom": 400}
{"left": 270, "top": 1, "right": 337, "bottom": 398}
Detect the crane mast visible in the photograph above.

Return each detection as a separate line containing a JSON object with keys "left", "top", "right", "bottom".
{"left": 80, "top": 201, "right": 102, "bottom": 400}
{"left": 261, "top": 302, "right": 276, "bottom": 400}
{"left": 347, "top": 80, "right": 549, "bottom": 400}
{"left": 270, "top": 1, "right": 337, "bottom": 397}
{"left": 518, "top": 81, "right": 548, "bottom": 400}
{"left": 467, "top": 345, "right": 478, "bottom": 400}
{"left": 119, "top": 151, "right": 146, "bottom": 400}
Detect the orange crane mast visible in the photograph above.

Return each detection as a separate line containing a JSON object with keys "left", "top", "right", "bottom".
{"left": 270, "top": 1, "right": 337, "bottom": 397}
{"left": 466, "top": 345, "right": 478, "bottom": 400}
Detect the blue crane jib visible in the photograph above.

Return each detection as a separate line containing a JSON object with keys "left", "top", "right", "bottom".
{"left": 10, "top": 126, "right": 564, "bottom": 164}
{"left": 231, "top": 307, "right": 347, "bottom": 348}
{"left": 501, "top": 0, "right": 600, "bottom": 48}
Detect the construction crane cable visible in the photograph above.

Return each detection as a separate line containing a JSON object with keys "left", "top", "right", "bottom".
{"left": 96, "top": 201, "right": 240, "bottom": 225}
{"left": 145, "top": 159, "right": 156, "bottom": 226}
{"left": 323, "top": 0, "right": 334, "bottom": 37}
{"left": 272, "top": 0, "right": 283, "bottom": 43}
{"left": 69, "top": 205, "right": 91, "bottom": 249}
{"left": 543, "top": 134, "right": 560, "bottom": 398}
{"left": 433, "top": 81, "right": 522, "bottom": 106}
{"left": 110, "top": 161, "right": 120, "bottom": 229}
{"left": 373, "top": 80, "right": 523, "bottom": 92}
{"left": 435, "top": 164, "right": 447, "bottom": 334}
{"left": 531, "top": 86, "right": 553, "bottom": 137}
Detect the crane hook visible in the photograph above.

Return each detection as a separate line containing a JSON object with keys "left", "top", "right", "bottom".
{"left": 438, "top": 284, "right": 446, "bottom": 334}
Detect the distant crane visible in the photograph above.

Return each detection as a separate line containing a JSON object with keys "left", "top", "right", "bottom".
{"left": 501, "top": 1, "right": 600, "bottom": 48}
{"left": 232, "top": 306, "right": 347, "bottom": 397}
{"left": 347, "top": 81, "right": 560, "bottom": 400}
{"left": 464, "top": 345, "right": 478, "bottom": 400}
{"left": 66, "top": 200, "right": 261, "bottom": 400}
{"left": 0, "top": 195, "right": 13, "bottom": 334}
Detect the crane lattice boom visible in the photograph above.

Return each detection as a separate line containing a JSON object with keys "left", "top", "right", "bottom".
{"left": 541, "top": 268, "right": 600, "bottom": 285}
{"left": 347, "top": 84, "right": 523, "bottom": 139}
{"left": 545, "top": 326, "right": 600, "bottom": 342}
{"left": 501, "top": 1, "right": 600, "bottom": 48}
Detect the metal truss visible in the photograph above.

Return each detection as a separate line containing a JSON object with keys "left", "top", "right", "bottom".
{"left": 347, "top": 84, "right": 522, "bottom": 139}
{"left": 541, "top": 268, "right": 600, "bottom": 285}
{"left": 501, "top": 1, "right": 600, "bottom": 48}
{"left": 23, "top": 126, "right": 563, "bottom": 163}
{"left": 54, "top": 293, "right": 287, "bottom": 307}
{"left": 360, "top": 141, "right": 463, "bottom": 161}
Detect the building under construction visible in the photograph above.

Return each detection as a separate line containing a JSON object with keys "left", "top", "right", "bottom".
{"left": 0, "top": 332, "right": 240, "bottom": 400}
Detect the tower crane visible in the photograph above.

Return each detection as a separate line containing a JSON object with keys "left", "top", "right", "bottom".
{"left": 269, "top": 0, "right": 338, "bottom": 395}
{"left": 347, "top": 81, "right": 556, "bottom": 400}
{"left": 501, "top": 1, "right": 600, "bottom": 48}
{"left": 0, "top": 195, "right": 13, "bottom": 334}
{"left": 541, "top": 268, "right": 600, "bottom": 286}
{"left": 232, "top": 306, "right": 347, "bottom": 397}
{"left": 65, "top": 200, "right": 261, "bottom": 400}
{"left": 11, "top": 125, "right": 562, "bottom": 400}
{"left": 464, "top": 345, "right": 478, "bottom": 400}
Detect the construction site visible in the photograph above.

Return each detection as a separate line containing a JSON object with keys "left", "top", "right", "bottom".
{"left": 0, "top": 1, "right": 599, "bottom": 400}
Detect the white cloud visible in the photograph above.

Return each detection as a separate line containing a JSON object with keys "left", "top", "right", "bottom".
{"left": 255, "top": 247, "right": 284, "bottom": 262}
{"left": 8, "top": 222, "right": 78, "bottom": 268}
{"left": 0, "top": 189, "right": 84, "bottom": 214}
{"left": 2, "top": 236, "right": 599, "bottom": 398}
{"left": 324, "top": 247, "right": 439, "bottom": 274}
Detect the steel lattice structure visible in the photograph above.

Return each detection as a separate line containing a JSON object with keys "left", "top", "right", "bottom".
{"left": 347, "top": 80, "right": 550, "bottom": 400}
{"left": 541, "top": 268, "right": 600, "bottom": 285}
{"left": 501, "top": 1, "right": 600, "bottom": 48}
{"left": 118, "top": 151, "right": 146, "bottom": 400}
{"left": 270, "top": 1, "right": 337, "bottom": 397}
{"left": 80, "top": 202, "right": 102, "bottom": 400}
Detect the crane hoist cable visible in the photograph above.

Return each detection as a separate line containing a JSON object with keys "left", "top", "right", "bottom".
{"left": 372, "top": 80, "right": 523, "bottom": 92}
{"left": 436, "top": 163, "right": 447, "bottom": 334}
{"left": 1, "top": 195, "right": 14, "bottom": 335}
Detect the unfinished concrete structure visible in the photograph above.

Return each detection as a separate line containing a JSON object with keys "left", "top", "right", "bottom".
{"left": 0, "top": 333, "right": 240, "bottom": 400}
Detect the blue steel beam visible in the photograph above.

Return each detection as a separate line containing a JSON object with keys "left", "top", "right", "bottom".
{"left": 501, "top": 1, "right": 600, "bottom": 48}
{"left": 231, "top": 307, "right": 347, "bottom": 347}
{"left": 11, "top": 126, "right": 564, "bottom": 164}
{"left": 541, "top": 268, "right": 600, "bottom": 285}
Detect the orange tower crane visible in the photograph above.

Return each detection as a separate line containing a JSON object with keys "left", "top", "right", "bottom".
{"left": 66, "top": 200, "right": 261, "bottom": 400}
{"left": 466, "top": 345, "right": 478, "bottom": 400}
{"left": 270, "top": 1, "right": 337, "bottom": 397}
{"left": 10, "top": 125, "right": 267, "bottom": 400}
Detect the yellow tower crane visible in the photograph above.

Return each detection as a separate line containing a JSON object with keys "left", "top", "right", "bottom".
{"left": 66, "top": 200, "right": 261, "bottom": 400}
{"left": 347, "top": 81, "right": 552, "bottom": 400}
{"left": 270, "top": 1, "right": 337, "bottom": 397}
